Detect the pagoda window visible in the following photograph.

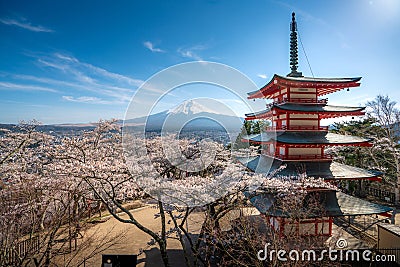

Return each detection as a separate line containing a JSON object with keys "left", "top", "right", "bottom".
{"left": 279, "top": 147, "right": 285, "bottom": 156}
{"left": 282, "top": 120, "right": 287, "bottom": 126}
{"left": 269, "top": 144, "right": 275, "bottom": 154}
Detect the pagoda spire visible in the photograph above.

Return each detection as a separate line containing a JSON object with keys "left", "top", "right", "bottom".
{"left": 288, "top": 12, "right": 303, "bottom": 77}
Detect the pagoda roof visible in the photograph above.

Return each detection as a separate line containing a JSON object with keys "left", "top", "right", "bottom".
{"left": 247, "top": 74, "right": 361, "bottom": 99}
{"left": 237, "top": 154, "right": 382, "bottom": 181}
{"left": 242, "top": 132, "right": 372, "bottom": 146}
{"left": 277, "top": 75, "right": 361, "bottom": 83}
{"left": 244, "top": 190, "right": 392, "bottom": 217}
{"left": 245, "top": 103, "right": 365, "bottom": 120}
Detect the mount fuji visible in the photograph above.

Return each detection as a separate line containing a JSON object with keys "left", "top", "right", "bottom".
{"left": 123, "top": 99, "right": 244, "bottom": 132}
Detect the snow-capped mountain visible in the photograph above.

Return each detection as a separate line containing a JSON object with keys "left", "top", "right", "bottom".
{"left": 124, "top": 99, "right": 244, "bottom": 131}
{"left": 168, "top": 100, "right": 218, "bottom": 115}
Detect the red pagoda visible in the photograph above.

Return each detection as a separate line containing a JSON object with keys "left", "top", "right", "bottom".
{"left": 240, "top": 13, "right": 392, "bottom": 237}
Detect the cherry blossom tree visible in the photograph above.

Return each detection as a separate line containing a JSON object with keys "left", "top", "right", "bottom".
{"left": 366, "top": 95, "right": 400, "bottom": 206}
{"left": 0, "top": 121, "right": 87, "bottom": 266}
{"left": 1, "top": 119, "right": 339, "bottom": 267}
{"left": 0, "top": 121, "right": 124, "bottom": 266}
{"left": 63, "top": 120, "right": 267, "bottom": 266}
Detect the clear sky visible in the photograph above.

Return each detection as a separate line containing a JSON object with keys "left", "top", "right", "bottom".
{"left": 0, "top": 0, "right": 399, "bottom": 124}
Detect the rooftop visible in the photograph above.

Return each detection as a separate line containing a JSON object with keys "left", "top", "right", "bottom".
{"left": 247, "top": 74, "right": 361, "bottom": 99}
{"left": 237, "top": 154, "right": 381, "bottom": 181}
{"left": 244, "top": 190, "right": 392, "bottom": 217}
{"left": 242, "top": 132, "right": 372, "bottom": 146}
{"left": 245, "top": 103, "right": 365, "bottom": 120}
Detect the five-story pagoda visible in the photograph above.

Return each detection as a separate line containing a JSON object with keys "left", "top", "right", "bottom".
{"left": 240, "top": 13, "right": 392, "bottom": 237}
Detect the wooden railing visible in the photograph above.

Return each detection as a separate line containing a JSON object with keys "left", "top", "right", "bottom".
{"left": 265, "top": 153, "right": 333, "bottom": 161}
{"left": 265, "top": 125, "right": 328, "bottom": 131}
{"left": 273, "top": 98, "right": 328, "bottom": 105}
{"left": 1, "top": 236, "right": 41, "bottom": 265}
{"left": 365, "top": 187, "right": 396, "bottom": 204}
{"left": 286, "top": 98, "right": 328, "bottom": 104}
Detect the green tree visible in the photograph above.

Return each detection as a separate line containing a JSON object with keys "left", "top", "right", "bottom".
{"left": 233, "top": 120, "right": 270, "bottom": 149}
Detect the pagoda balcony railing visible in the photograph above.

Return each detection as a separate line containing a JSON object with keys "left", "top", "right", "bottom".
{"left": 270, "top": 154, "right": 334, "bottom": 161}
{"left": 272, "top": 98, "right": 328, "bottom": 105}
{"left": 287, "top": 98, "right": 328, "bottom": 104}
{"left": 265, "top": 125, "right": 328, "bottom": 131}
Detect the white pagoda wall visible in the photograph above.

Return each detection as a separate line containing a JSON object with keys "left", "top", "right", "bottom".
{"left": 289, "top": 120, "right": 318, "bottom": 127}
{"left": 289, "top": 114, "right": 318, "bottom": 127}
{"left": 288, "top": 147, "right": 321, "bottom": 156}
{"left": 289, "top": 88, "right": 316, "bottom": 99}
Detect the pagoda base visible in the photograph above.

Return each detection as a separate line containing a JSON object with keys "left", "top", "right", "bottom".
{"left": 265, "top": 216, "right": 333, "bottom": 237}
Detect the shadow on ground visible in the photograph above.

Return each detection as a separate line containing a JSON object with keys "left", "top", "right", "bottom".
{"left": 137, "top": 247, "right": 194, "bottom": 267}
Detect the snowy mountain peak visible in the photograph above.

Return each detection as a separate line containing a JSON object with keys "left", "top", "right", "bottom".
{"left": 168, "top": 99, "right": 219, "bottom": 115}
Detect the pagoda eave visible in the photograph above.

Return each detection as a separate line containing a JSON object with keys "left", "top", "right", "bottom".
{"left": 237, "top": 155, "right": 383, "bottom": 181}
{"left": 318, "top": 111, "right": 365, "bottom": 119}
{"left": 245, "top": 114, "right": 271, "bottom": 120}
{"left": 245, "top": 111, "right": 365, "bottom": 120}
{"left": 242, "top": 132, "right": 373, "bottom": 146}
{"left": 245, "top": 190, "right": 392, "bottom": 218}
{"left": 325, "top": 176, "right": 382, "bottom": 182}
{"left": 248, "top": 74, "right": 361, "bottom": 100}
{"left": 245, "top": 104, "right": 366, "bottom": 120}
{"left": 379, "top": 212, "right": 393, "bottom": 218}
{"left": 243, "top": 139, "right": 372, "bottom": 147}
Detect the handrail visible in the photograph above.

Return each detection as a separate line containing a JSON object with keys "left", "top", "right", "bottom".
{"left": 265, "top": 125, "right": 328, "bottom": 131}
{"left": 272, "top": 98, "right": 328, "bottom": 105}
{"left": 264, "top": 153, "right": 333, "bottom": 161}
{"left": 288, "top": 98, "right": 328, "bottom": 104}
{"left": 279, "top": 154, "right": 333, "bottom": 160}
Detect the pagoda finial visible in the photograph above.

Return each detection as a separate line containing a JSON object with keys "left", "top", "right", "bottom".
{"left": 288, "top": 12, "right": 303, "bottom": 77}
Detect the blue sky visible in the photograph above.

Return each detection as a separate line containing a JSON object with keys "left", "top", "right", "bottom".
{"left": 0, "top": 0, "right": 399, "bottom": 124}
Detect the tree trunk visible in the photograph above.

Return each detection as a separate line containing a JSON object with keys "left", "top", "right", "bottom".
{"left": 158, "top": 240, "right": 170, "bottom": 267}
{"left": 395, "top": 175, "right": 400, "bottom": 207}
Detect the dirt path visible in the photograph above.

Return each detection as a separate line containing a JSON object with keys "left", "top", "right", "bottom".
{"left": 55, "top": 205, "right": 205, "bottom": 267}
